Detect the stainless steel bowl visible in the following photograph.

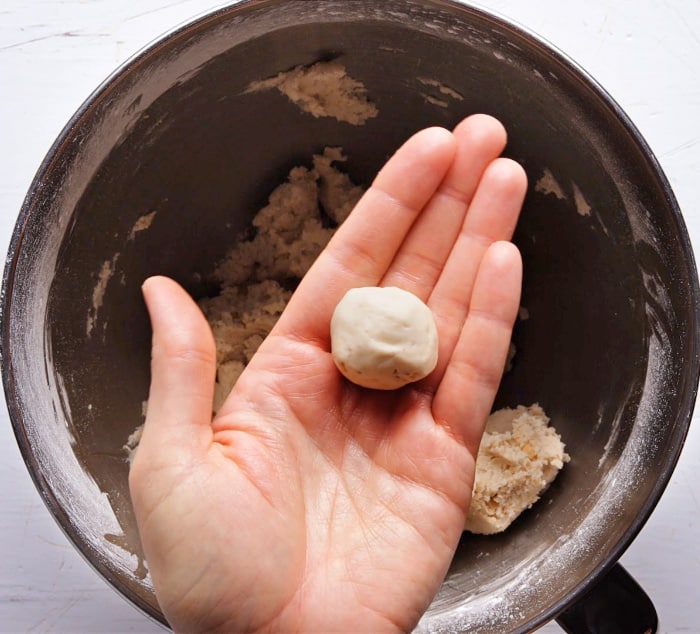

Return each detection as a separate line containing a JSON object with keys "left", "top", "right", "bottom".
{"left": 2, "top": 1, "right": 698, "bottom": 632}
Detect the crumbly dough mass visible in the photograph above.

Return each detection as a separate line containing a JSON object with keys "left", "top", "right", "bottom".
{"left": 465, "top": 404, "right": 569, "bottom": 534}
{"left": 245, "top": 61, "right": 379, "bottom": 126}
{"left": 330, "top": 286, "right": 439, "bottom": 390}
{"left": 200, "top": 147, "right": 364, "bottom": 412}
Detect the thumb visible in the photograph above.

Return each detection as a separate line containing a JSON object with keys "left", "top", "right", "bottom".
{"left": 136, "top": 275, "right": 216, "bottom": 463}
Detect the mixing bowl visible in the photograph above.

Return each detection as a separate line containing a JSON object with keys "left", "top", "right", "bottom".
{"left": 2, "top": 1, "right": 698, "bottom": 632}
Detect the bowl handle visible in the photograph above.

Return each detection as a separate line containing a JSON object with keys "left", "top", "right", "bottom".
{"left": 555, "top": 563, "right": 658, "bottom": 634}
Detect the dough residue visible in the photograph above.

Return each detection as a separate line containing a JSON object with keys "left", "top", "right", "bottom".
{"left": 123, "top": 424, "right": 144, "bottom": 465}
{"left": 87, "top": 253, "right": 120, "bottom": 337}
{"left": 245, "top": 61, "right": 378, "bottom": 126}
{"left": 128, "top": 210, "right": 157, "bottom": 240}
{"left": 572, "top": 183, "right": 592, "bottom": 217}
{"left": 535, "top": 170, "right": 593, "bottom": 219}
{"left": 123, "top": 401, "right": 148, "bottom": 464}
{"left": 202, "top": 147, "right": 364, "bottom": 412}
{"left": 534, "top": 168, "right": 566, "bottom": 200}
{"left": 87, "top": 211, "right": 157, "bottom": 338}
{"left": 465, "top": 404, "right": 569, "bottom": 534}
{"left": 417, "top": 77, "right": 464, "bottom": 109}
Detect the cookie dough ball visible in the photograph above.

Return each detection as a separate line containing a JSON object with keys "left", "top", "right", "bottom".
{"left": 330, "top": 286, "right": 439, "bottom": 390}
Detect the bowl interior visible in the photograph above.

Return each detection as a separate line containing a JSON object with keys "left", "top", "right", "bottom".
{"left": 3, "top": 1, "right": 697, "bottom": 632}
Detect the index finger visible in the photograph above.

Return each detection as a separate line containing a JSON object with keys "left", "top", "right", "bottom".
{"left": 275, "top": 126, "right": 457, "bottom": 343}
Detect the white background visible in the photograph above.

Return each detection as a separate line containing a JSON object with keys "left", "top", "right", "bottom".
{"left": 1, "top": 1, "right": 698, "bottom": 632}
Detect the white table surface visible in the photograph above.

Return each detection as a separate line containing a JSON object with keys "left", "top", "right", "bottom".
{"left": 1, "top": 1, "right": 698, "bottom": 632}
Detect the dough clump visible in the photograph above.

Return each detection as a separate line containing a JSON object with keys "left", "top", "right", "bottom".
{"left": 245, "top": 61, "right": 379, "bottom": 126}
{"left": 202, "top": 147, "right": 364, "bottom": 412}
{"left": 125, "top": 150, "right": 362, "bottom": 460}
{"left": 330, "top": 286, "right": 438, "bottom": 390}
{"left": 465, "top": 404, "right": 569, "bottom": 534}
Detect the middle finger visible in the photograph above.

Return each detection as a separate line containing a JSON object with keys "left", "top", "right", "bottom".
{"left": 379, "top": 114, "right": 508, "bottom": 299}
{"left": 425, "top": 156, "right": 527, "bottom": 389}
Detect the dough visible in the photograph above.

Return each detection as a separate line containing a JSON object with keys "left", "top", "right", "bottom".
{"left": 202, "top": 147, "right": 364, "bottom": 412}
{"left": 245, "top": 61, "right": 379, "bottom": 126}
{"left": 330, "top": 286, "right": 439, "bottom": 390}
{"left": 126, "top": 148, "right": 364, "bottom": 463}
{"left": 465, "top": 404, "right": 569, "bottom": 534}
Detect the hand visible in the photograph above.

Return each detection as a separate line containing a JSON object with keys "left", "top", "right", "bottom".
{"left": 129, "top": 114, "right": 527, "bottom": 633}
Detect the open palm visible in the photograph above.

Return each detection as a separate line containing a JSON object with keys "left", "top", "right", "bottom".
{"left": 129, "top": 114, "right": 527, "bottom": 633}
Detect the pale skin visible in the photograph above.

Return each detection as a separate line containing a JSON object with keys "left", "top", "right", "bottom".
{"left": 129, "top": 114, "right": 527, "bottom": 633}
